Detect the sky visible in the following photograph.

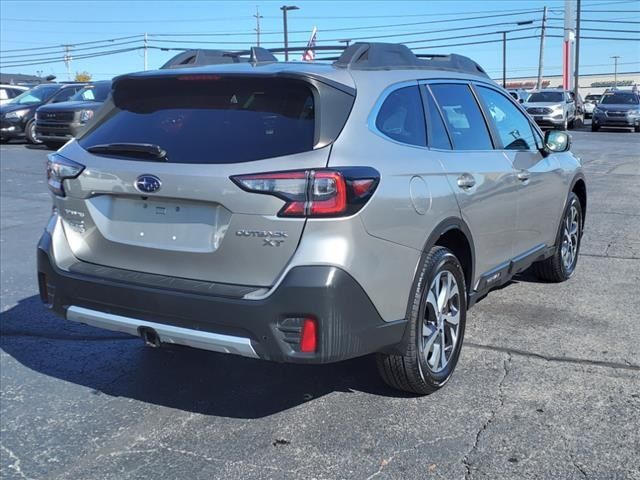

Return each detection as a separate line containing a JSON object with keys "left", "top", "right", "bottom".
{"left": 0, "top": 0, "right": 638, "bottom": 82}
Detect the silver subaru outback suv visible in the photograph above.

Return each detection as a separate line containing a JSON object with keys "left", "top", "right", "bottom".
{"left": 38, "top": 43, "right": 586, "bottom": 395}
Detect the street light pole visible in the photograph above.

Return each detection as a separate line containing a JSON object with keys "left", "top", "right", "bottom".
{"left": 281, "top": 5, "right": 299, "bottom": 61}
{"left": 498, "top": 21, "right": 532, "bottom": 89}
{"left": 611, "top": 55, "right": 620, "bottom": 88}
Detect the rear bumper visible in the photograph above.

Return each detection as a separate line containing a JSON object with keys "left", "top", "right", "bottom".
{"left": 37, "top": 230, "right": 407, "bottom": 364}
{"left": 530, "top": 115, "right": 566, "bottom": 128}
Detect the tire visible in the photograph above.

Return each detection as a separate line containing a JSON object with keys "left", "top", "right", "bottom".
{"left": 591, "top": 124, "right": 600, "bottom": 132}
{"left": 635, "top": 125, "right": 640, "bottom": 133}
{"left": 533, "top": 192, "right": 583, "bottom": 282}
{"left": 377, "top": 246, "right": 467, "bottom": 395}
{"left": 25, "top": 120, "right": 42, "bottom": 145}
{"left": 568, "top": 118, "right": 575, "bottom": 130}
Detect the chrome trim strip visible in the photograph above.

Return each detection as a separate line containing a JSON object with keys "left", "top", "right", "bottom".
{"left": 66, "top": 306, "right": 259, "bottom": 358}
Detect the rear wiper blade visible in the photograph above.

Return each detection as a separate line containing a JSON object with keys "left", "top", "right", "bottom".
{"left": 86, "top": 143, "right": 168, "bottom": 161}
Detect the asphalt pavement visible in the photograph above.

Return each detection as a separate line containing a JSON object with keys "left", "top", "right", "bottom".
{"left": 1, "top": 127, "right": 639, "bottom": 480}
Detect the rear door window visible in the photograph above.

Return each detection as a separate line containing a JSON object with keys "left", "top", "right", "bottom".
{"left": 78, "top": 76, "right": 316, "bottom": 164}
{"left": 375, "top": 85, "right": 426, "bottom": 147}
{"left": 429, "top": 83, "right": 493, "bottom": 150}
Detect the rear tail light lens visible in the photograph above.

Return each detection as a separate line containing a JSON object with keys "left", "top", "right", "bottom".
{"left": 46, "top": 153, "right": 85, "bottom": 197}
{"left": 231, "top": 167, "right": 379, "bottom": 218}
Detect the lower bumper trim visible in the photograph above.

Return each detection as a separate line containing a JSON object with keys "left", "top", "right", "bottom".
{"left": 66, "top": 305, "right": 259, "bottom": 358}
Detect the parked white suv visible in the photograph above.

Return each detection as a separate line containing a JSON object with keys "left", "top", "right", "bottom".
{"left": 525, "top": 89, "right": 577, "bottom": 130}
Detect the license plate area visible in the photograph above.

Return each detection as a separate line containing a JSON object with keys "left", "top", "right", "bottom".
{"left": 86, "top": 195, "right": 231, "bottom": 252}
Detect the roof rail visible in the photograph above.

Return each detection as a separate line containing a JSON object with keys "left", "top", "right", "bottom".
{"left": 333, "top": 42, "right": 489, "bottom": 77}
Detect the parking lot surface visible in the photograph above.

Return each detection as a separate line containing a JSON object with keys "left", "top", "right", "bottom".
{"left": 1, "top": 128, "right": 639, "bottom": 479}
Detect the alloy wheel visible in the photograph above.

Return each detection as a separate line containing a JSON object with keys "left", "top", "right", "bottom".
{"left": 421, "top": 270, "right": 461, "bottom": 373}
{"left": 561, "top": 204, "right": 580, "bottom": 271}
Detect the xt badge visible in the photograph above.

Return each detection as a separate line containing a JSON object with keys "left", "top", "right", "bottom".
{"left": 236, "top": 230, "right": 288, "bottom": 247}
{"left": 263, "top": 238, "right": 285, "bottom": 247}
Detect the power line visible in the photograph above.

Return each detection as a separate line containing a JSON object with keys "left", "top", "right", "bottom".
{"left": 0, "top": 40, "right": 144, "bottom": 59}
{"left": 0, "top": 35, "right": 143, "bottom": 53}
{"left": 260, "top": 7, "right": 543, "bottom": 19}
{"left": 0, "top": 16, "right": 252, "bottom": 24}
{"left": 0, "top": 47, "right": 145, "bottom": 68}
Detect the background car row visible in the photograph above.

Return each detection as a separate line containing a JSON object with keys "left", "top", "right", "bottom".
{"left": 0, "top": 80, "right": 111, "bottom": 148}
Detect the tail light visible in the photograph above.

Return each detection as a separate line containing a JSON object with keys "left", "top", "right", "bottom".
{"left": 231, "top": 167, "right": 379, "bottom": 218}
{"left": 47, "top": 153, "right": 85, "bottom": 197}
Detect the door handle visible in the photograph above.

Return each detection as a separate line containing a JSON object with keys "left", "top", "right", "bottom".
{"left": 457, "top": 173, "right": 476, "bottom": 189}
{"left": 517, "top": 171, "right": 531, "bottom": 182}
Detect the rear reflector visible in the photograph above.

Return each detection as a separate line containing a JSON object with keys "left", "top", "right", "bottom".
{"left": 231, "top": 167, "right": 379, "bottom": 218}
{"left": 300, "top": 318, "right": 317, "bottom": 353}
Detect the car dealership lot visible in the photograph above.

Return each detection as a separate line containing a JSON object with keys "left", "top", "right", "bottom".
{"left": 1, "top": 130, "right": 639, "bottom": 479}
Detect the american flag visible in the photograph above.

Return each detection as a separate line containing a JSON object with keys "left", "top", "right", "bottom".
{"left": 302, "top": 27, "right": 317, "bottom": 62}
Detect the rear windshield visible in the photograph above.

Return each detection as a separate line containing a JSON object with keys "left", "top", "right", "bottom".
{"left": 527, "top": 91, "right": 564, "bottom": 103}
{"left": 78, "top": 76, "right": 315, "bottom": 164}
{"left": 600, "top": 93, "right": 639, "bottom": 105}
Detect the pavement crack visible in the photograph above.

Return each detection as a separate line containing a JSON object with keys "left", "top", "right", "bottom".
{"left": 1, "top": 443, "right": 33, "bottom": 480}
{"left": 466, "top": 342, "right": 640, "bottom": 372}
{"left": 365, "top": 455, "right": 395, "bottom": 480}
{"left": 462, "top": 353, "right": 511, "bottom": 480}
{"left": 579, "top": 253, "right": 639, "bottom": 260}
{"left": 559, "top": 435, "right": 588, "bottom": 479}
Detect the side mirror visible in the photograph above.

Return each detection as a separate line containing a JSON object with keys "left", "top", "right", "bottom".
{"left": 544, "top": 130, "right": 571, "bottom": 153}
{"left": 518, "top": 98, "right": 524, "bottom": 104}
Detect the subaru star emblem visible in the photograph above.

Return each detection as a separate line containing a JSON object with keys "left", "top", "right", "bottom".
{"left": 135, "top": 175, "right": 162, "bottom": 193}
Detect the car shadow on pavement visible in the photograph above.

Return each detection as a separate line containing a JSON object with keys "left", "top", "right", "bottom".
{"left": 1, "top": 296, "right": 413, "bottom": 419}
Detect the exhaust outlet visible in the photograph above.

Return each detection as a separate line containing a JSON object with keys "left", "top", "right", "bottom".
{"left": 139, "top": 327, "right": 161, "bottom": 348}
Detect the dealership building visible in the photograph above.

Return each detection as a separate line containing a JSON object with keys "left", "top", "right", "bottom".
{"left": 504, "top": 71, "right": 639, "bottom": 97}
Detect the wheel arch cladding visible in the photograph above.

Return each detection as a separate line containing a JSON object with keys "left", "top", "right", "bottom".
{"left": 422, "top": 218, "right": 475, "bottom": 292}
{"left": 571, "top": 176, "right": 587, "bottom": 228}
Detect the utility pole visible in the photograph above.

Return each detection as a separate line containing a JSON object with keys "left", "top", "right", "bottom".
{"left": 281, "top": 5, "right": 299, "bottom": 61}
{"left": 63, "top": 45, "right": 72, "bottom": 81}
{"left": 611, "top": 55, "right": 620, "bottom": 88}
{"left": 254, "top": 6, "right": 263, "bottom": 46}
{"left": 502, "top": 31, "right": 507, "bottom": 87}
{"left": 573, "top": 0, "right": 581, "bottom": 100}
{"left": 143, "top": 32, "right": 148, "bottom": 71}
{"left": 536, "top": 6, "right": 547, "bottom": 90}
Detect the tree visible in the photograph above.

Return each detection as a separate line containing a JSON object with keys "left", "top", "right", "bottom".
{"left": 74, "top": 71, "right": 92, "bottom": 82}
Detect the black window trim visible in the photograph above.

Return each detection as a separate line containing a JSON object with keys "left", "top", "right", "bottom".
{"left": 419, "top": 83, "right": 453, "bottom": 151}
